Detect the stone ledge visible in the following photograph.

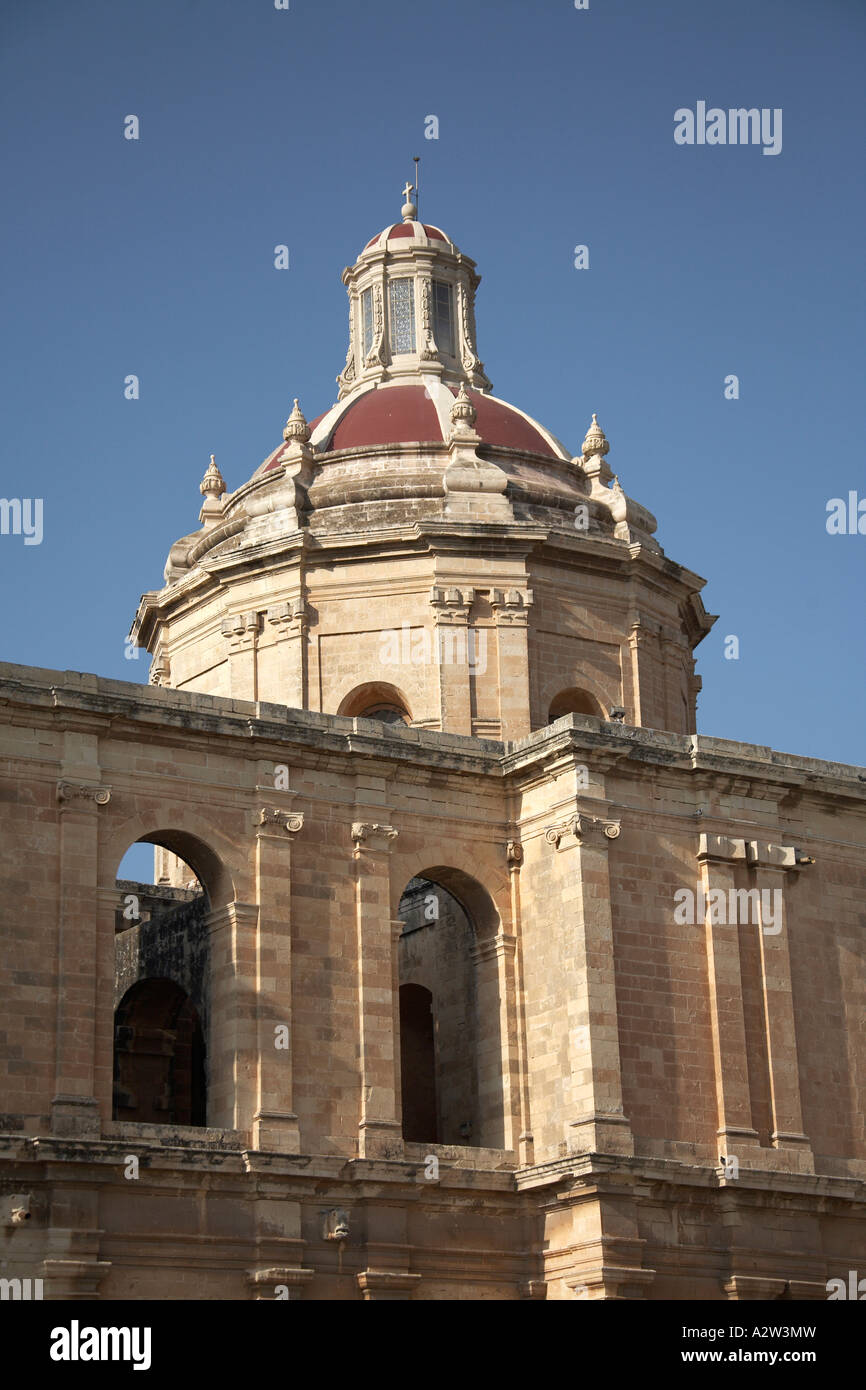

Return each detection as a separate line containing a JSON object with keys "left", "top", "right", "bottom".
{"left": 1, "top": 661, "right": 863, "bottom": 793}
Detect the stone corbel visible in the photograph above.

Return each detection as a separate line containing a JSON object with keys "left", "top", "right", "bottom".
{"left": 696, "top": 833, "right": 747, "bottom": 864}
{"left": 745, "top": 840, "right": 815, "bottom": 870}
{"left": 56, "top": 781, "right": 111, "bottom": 808}
{"left": 698, "top": 834, "right": 813, "bottom": 871}
{"left": 266, "top": 598, "right": 308, "bottom": 638}
{"left": 351, "top": 822, "right": 398, "bottom": 856}
{"left": 490, "top": 588, "right": 533, "bottom": 626}
{"left": 429, "top": 586, "right": 474, "bottom": 625}
{"left": 221, "top": 611, "right": 262, "bottom": 652}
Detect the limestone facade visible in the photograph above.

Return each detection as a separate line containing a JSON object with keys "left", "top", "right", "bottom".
{"left": 0, "top": 665, "right": 863, "bottom": 1299}
{"left": 0, "top": 195, "right": 863, "bottom": 1301}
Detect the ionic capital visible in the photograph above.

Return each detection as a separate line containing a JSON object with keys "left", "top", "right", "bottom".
{"left": 544, "top": 813, "right": 621, "bottom": 850}
{"left": 352, "top": 822, "right": 398, "bottom": 856}
{"left": 57, "top": 781, "right": 111, "bottom": 808}
{"left": 258, "top": 808, "right": 305, "bottom": 835}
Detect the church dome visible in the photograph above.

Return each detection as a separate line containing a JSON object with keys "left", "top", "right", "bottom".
{"left": 245, "top": 184, "right": 570, "bottom": 480}
{"left": 130, "top": 179, "right": 715, "bottom": 744}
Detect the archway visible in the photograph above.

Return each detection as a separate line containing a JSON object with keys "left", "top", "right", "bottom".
{"left": 548, "top": 686, "right": 606, "bottom": 721}
{"left": 112, "top": 830, "right": 220, "bottom": 1130}
{"left": 397, "top": 870, "right": 504, "bottom": 1148}
{"left": 113, "top": 978, "right": 206, "bottom": 1126}
{"left": 337, "top": 681, "right": 412, "bottom": 724}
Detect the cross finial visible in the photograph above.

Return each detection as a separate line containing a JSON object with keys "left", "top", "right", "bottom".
{"left": 401, "top": 176, "right": 417, "bottom": 222}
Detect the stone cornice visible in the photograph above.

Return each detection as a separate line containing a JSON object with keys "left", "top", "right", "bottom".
{"left": 0, "top": 664, "right": 863, "bottom": 812}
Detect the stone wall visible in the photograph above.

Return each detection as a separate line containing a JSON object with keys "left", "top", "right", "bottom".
{"left": 0, "top": 662, "right": 864, "bottom": 1299}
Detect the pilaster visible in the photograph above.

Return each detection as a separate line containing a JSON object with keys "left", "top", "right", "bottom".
{"left": 265, "top": 600, "right": 308, "bottom": 713}
{"left": 52, "top": 777, "right": 111, "bottom": 1139}
{"left": 252, "top": 807, "right": 305, "bottom": 1153}
{"left": 696, "top": 833, "right": 761, "bottom": 1154}
{"left": 491, "top": 588, "right": 532, "bottom": 740}
{"left": 352, "top": 822, "right": 403, "bottom": 1159}
{"left": 430, "top": 586, "right": 473, "bottom": 735}
{"left": 543, "top": 811, "right": 633, "bottom": 1156}
{"left": 747, "top": 839, "right": 814, "bottom": 1170}
{"left": 220, "top": 611, "right": 262, "bottom": 701}
{"left": 205, "top": 899, "right": 260, "bottom": 1134}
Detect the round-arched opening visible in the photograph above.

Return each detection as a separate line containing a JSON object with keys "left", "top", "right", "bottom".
{"left": 397, "top": 869, "right": 504, "bottom": 1149}
{"left": 337, "top": 681, "right": 413, "bottom": 724}
{"left": 113, "top": 834, "right": 215, "bottom": 1132}
{"left": 548, "top": 687, "right": 606, "bottom": 721}
{"left": 113, "top": 978, "right": 206, "bottom": 1127}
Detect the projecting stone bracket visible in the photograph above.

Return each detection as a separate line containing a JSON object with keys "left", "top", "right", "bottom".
{"left": 266, "top": 598, "right": 308, "bottom": 637}
{"left": 490, "top": 587, "right": 533, "bottom": 626}
{"left": 697, "top": 832, "right": 814, "bottom": 869}
{"left": 429, "top": 586, "right": 474, "bottom": 623}
{"left": 356, "top": 1269, "right": 421, "bottom": 1301}
{"left": 247, "top": 1266, "right": 314, "bottom": 1301}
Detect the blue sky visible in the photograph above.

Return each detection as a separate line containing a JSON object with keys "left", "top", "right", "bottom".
{"left": 2, "top": 0, "right": 864, "bottom": 808}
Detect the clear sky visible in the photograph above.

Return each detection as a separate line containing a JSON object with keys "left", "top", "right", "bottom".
{"left": 1, "top": 0, "right": 864, "bottom": 792}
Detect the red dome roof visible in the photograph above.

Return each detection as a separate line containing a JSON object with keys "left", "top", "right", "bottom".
{"left": 256, "top": 384, "right": 564, "bottom": 475}
{"left": 364, "top": 222, "right": 449, "bottom": 250}
{"left": 328, "top": 385, "right": 441, "bottom": 449}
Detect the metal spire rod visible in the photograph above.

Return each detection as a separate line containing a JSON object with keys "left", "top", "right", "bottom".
{"left": 413, "top": 155, "right": 420, "bottom": 219}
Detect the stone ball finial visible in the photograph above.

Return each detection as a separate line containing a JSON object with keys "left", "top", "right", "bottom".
{"left": 283, "top": 398, "right": 311, "bottom": 444}
{"left": 199, "top": 453, "right": 226, "bottom": 499}
{"left": 451, "top": 381, "right": 477, "bottom": 428}
{"left": 581, "top": 413, "right": 610, "bottom": 459}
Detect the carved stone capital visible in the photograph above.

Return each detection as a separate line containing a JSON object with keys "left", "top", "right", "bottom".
{"left": 258, "top": 808, "right": 304, "bottom": 835}
{"left": 506, "top": 840, "right": 524, "bottom": 869}
{"left": 545, "top": 813, "right": 620, "bottom": 850}
{"left": 352, "top": 822, "right": 398, "bottom": 856}
{"left": 57, "top": 781, "right": 111, "bottom": 808}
